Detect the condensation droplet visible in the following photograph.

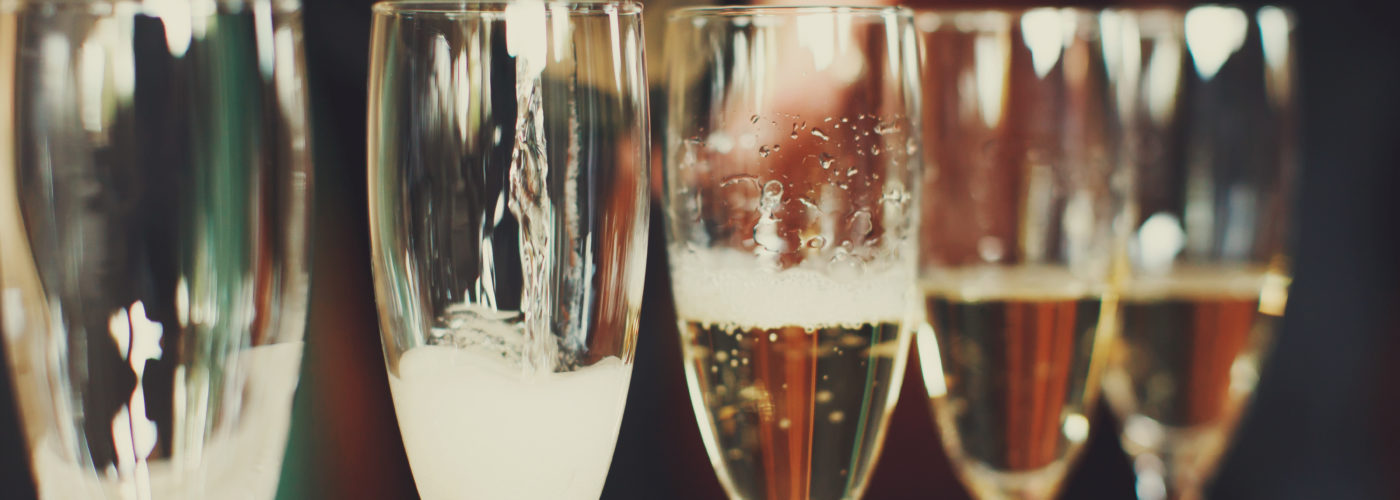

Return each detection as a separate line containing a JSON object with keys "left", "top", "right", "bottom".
{"left": 907, "top": 137, "right": 919, "bottom": 155}
{"left": 816, "top": 390, "right": 834, "bottom": 403}
{"left": 846, "top": 167, "right": 858, "bottom": 177}
{"left": 768, "top": 332, "right": 778, "bottom": 342}
{"left": 829, "top": 411, "right": 845, "bottom": 423}
{"left": 870, "top": 145, "right": 881, "bottom": 156}
{"left": 759, "top": 145, "right": 772, "bottom": 157}
{"left": 811, "top": 128, "right": 830, "bottom": 141}
{"left": 715, "top": 351, "right": 729, "bottom": 362}
{"left": 874, "top": 121, "right": 902, "bottom": 135}
{"left": 778, "top": 418, "right": 791, "bottom": 430}
{"left": 849, "top": 210, "right": 873, "bottom": 241}
{"left": 762, "top": 180, "right": 783, "bottom": 199}
{"left": 819, "top": 152, "right": 835, "bottom": 169}
{"left": 805, "top": 236, "right": 827, "bottom": 249}
{"left": 750, "top": 114, "right": 760, "bottom": 124}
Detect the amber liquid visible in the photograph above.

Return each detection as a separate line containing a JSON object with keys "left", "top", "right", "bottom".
{"left": 919, "top": 275, "right": 1110, "bottom": 497}
{"left": 681, "top": 320, "right": 906, "bottom": 500}
{"left": 1102, "top": 268, "right": 1286, "bottom": 480}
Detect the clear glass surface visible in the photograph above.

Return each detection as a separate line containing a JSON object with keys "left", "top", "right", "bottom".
{"left": 662, "top": 7, "right": 922, "bottom": 500}
{"left": 1100, "top": 7, "right": 1297, "bottom": 500}
{"left": 366, "top": 2, "right": 650, "bottom": 499}
{"left": 913, "top": 9, "right": 1125, "bottom": 500}
{"left": 0, "top": 1, "right": 313, "bottom": 498}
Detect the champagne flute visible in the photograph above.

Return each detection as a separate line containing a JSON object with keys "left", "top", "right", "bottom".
{"left": 662, "top": 6, "right": 922, "bottom": 500}
{"left": 1100, "top": 7, "right": 1296, "bottom": 500}
{"left": 366, "top": 2, "right": 650, "bottom": 499}
{"left": 913, "top": 9, "right": 1125, "bottom": 499}
{"left": 0, "top": 1, "right": 313, "bottom": 498}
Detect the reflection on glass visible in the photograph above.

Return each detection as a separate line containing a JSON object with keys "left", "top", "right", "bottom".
{"left": 1101, "top": 7, "right": 1296, "bottom": 500}
{"left": 366, "top": 2, "right": 650, "bottom": 499}
{"left": 0, "top": 1, "right": 313, "bottom": 499}
{"left": 663, "top": 6, "right": 922, "bottom": 500}
{"left": 914, "top": 9, "right": 1125, "bottom": 500}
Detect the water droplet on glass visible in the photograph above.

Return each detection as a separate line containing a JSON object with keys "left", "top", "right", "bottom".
{"left": 870, "top": 145, "right": 881, "bottom": 156}
{"left": 750, "top": 114, "right": 760, "bottom": 124}
{"left": 811, "top": 128, "right": 830, "bottom": 141}
{"left": 849, "top": 210, "right": 873, "bottom": 241}
{"left": 845, "top": 167, "right": 858, "bottom": 177}
{"left": 758, "top": 145, "right": 772, "bottom": 157}
{"left": 768, "top": 332, "right": 778, "bottom": 342}
{"left": 829, "top": 411, "right": 845, "bottom": 423}
{"left": 805, "top": 236, "right": 826, "bottom": 249}
{"left": 778, "top": 418, "right": 791, "bottom": 430}
{"left": 816, "top": 390, "right": 834, "bottom": 403}
{"left": 762, "top": 180, "right": 783, "bottom": 199}
{"left": 818, "top": 152, "right": 835, "bottom": 169}
{"left": 874, "top": 121, "right": 902, "bottom": 135}
{"left": 841, "top": 117, "right": 849, "bottom": 123}
{"left": 906, "top": 137, "right": 919, "bottom": 155}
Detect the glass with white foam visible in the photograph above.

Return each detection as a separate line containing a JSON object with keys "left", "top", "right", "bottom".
{"left": 662, "top": 6, "right": 922, "bottom": 500}
{"left": 0, "top": 1, "right": 313, "bottom": 498}
{"left": 367, "top": 2, "right": 650, "bottom": 499}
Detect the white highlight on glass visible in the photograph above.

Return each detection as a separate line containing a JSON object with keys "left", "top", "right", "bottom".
{"left": 973, "top": 32, "right": 1008, "bottom": 128}
{"left": 505, "top": 0, "right": 548, "bottom": 78}
{"left": 108, "top": 301, "right": 164, "bottom": 500}
{"left": 1020, "top": 8, "right": 1064, "bottom": 78}
{"left": 1257, "top": 6, "right": 1294, "bottom": 107}
{"left": 1137, "top": 212, "right": 1186, "bottom": 273}
{"left": 1184, "top": 5, "right": 1248, "bottom": 81}
{"left": 916, "top": 322, "right": 948, "bottom": 398}
{"left": 1063, "top": 413, "right": 1090, "bottom": 443}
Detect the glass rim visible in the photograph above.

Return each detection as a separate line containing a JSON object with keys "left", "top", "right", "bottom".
{"left": 1102, "top": 4, "right": 1296, "bottom": 34}
{"left": 669, "top": 5, "right": 912, "bottom": 20}
{"left": 912, "top": 7, "right": 1102, "bottom": 33}
{"left": 372, "top": 0, "right": 643, "bottom": 17}
{"left": 0, "top": 0, "right": 302, "bottom": 14}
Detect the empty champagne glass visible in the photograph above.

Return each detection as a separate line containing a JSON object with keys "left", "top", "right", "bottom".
{"left": 0, "top": 1, "right": 313, "bottom": 498}
{"left": 913, "top": 9, "right": 1125, "bottom": 499}
{"left": 663, "top": 6, "right": 922, "bottom": 500}
{"left": 1100, "top": 6, "right": 1296, "bottom": 500}
{"left": 366, "top": 1, "right": 650, "bottom": 499}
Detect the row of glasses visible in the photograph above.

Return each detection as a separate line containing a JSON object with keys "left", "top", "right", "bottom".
{"left": 0, "top": 1, "right": 1295, "bottom": 500}
{"left": 658, "top": 4, "right": 1296, "bottom": 500}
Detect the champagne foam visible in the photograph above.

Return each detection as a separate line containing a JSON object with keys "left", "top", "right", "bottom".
{"left": 921, "top": 266, "right": 1104, "bottom": 301}
{"left": 1123, "top": 265, "right": 1281, "bottom": 301}
{"left": 670, "top": 250, "right": 911, "bottom": 329}
{"left": 389, "top": 346, "right": 631, "bottom": 500}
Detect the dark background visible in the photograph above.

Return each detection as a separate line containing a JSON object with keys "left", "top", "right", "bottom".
{"left": 3, "top": 0, "right": 1399, "bottom": 498}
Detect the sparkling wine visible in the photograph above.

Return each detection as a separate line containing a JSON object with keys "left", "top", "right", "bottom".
{"left": 388, "top": 345, "right": 632, "bottom": 500}
{"left": 918, "top": 268, "right": 1112, "bottom": 496}
{"left": 672, "top": 253, "right": 912, "bottom": 500}
{"left": 1102, "top": 266, "right": 1287, "bottom": 477}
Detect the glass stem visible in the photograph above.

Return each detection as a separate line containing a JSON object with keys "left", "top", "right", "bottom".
{"left": 1133, "top": 452, "right": 1205, "bottom": 500}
